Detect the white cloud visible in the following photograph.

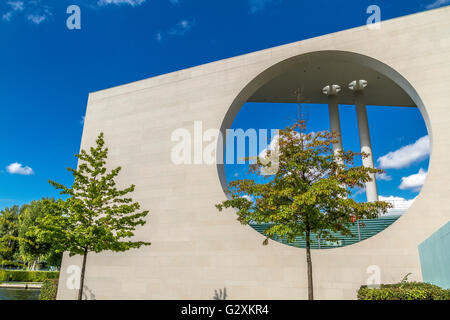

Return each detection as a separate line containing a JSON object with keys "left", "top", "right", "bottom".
{"left": 168, "top": 19, "right": 195, "bottom": 36}
{"left": 8, "top": 1, "right": 24, "bottom": 11}
{"left": 249, "top": 0, "right": 279, "bottom": 14}
{"left": 258, "top": 131, "right": 310, "bottom": 159}
{"left": 258, "top": 134, "right": 280, "bottom": 176}
{"left": 3, "top": 0, "right": 147, "bottom": 24}
{"left": 157, "top": 19, "right": 194, "bottom": 42}
{"left": 259, "top": 131, "right": 319, "bottom": 176}
{"left": 242, "top": 195, "right": 254, "bottom": 202}
{"left": 28, "top": 5, "right": 53, "bottom": 24}
{"left": 6, "top": 162, "right": 34, "bottom": 175}
{"left": 97, "top": 0, "right": 146, "bottom": 6}
{"left": 379, "top": 195, "right": 416, "bottom": 216}
{"left": 2, "top": 0, "right": 24, "bottom": 21}
{"left": 27, "top": 13, "right": 47, "bottom": 24}
{"left": 351, "top": 187, "right": 366, "bottom": 198}
{"left": 2, "top": 11, "right": 13, "bottom": 21}
{"left": 426, "top": 0, "right": 450, "bottom": 9}
{"left": 399, "top": 168, "right": 427, "bottom": 191}
{"left": 376, "top": 172, "right": 392, "bottom": 181}
{"left": 259, "top": 134, "right": 279, "bottom": 159}
{"left": 2, "top": 1, "right": 53, "bottom": 24}
{"left": 377, "top": 135, "right": 430, "bottom": 169}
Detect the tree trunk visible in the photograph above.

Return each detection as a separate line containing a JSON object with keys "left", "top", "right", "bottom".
{"left": 32, "top": 257, "right": 38, "bottom": 271}
{"left": 78, "top": 248, "right": 88, "bottom": 300}
{"left": 305, "top": 229, "right": 314, "bottom": 300}
{"left": 29, "top": 258, "right": 37, "bottom": 271}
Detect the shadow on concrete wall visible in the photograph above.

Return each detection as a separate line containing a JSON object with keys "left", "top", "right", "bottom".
{"left": 213, "top": 287, "right": 227, "bottom": 300}
{"left": 82, "top": 285, "right": 96, "bottom": 300}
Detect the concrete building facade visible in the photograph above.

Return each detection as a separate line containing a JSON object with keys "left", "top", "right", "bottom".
{"left": 57, "top": 7, "right": 450, "bottom": 300}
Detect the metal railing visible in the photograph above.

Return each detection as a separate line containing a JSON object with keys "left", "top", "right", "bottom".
{"left": 250, "top": 215, "right": 402, "bottom": 250}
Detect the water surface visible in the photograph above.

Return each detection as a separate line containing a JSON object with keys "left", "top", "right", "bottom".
{"left": 0, "top": 288, "right": 40, "bottom": 300}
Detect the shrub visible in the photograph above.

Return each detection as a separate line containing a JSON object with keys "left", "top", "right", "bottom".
{"left": 39, "top": 279, "right": 58, "bottom": 300}
{"left": 358, "top": 281, "right": 450, "bottom": 300}
{"left": 0, "top": 270, "right": 59, "bottom": 282}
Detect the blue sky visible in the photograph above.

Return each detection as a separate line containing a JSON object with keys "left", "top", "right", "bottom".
{"left": 0, "top": 0, "right": 446, "bottom": 211}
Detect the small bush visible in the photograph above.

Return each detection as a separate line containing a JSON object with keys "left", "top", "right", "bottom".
{"left": 358, "top": 281, "right": 450, "bottom": 300}
{"left": 39, "top": 279, "right": 58, "bottom": 300}
{"left": 0, "top": 270, "right": 59, "bottom": 282}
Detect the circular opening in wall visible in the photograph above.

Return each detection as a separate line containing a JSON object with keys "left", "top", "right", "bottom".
{"left": 217, "top": 50, "right": 430, "bottom": 250}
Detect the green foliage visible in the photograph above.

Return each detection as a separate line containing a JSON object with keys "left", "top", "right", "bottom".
{"left": 216, "top": 120, "right": 392, "bottom": 246}
{"left": 34, "top": 132, "right": 151, "bottom": 257}
{"left": 39, "top": 279, "right": 58, "bottom": 300}
{"left": 0, "top": 205, "right": 22, "bottom": 265}
{"left": 0, "top": 201, "right": 62, "bottom": 269}
{"left": 43, "top": 249, "right": 63, "bottom": 269}
{"left": 0, "top": 270, "right": 59, "bottom": 282}
{"left": 19, "top": 199, "right": 61, "bottom": 270}
{"left": 358, "top": 282, "right": 450, "bottom": 300}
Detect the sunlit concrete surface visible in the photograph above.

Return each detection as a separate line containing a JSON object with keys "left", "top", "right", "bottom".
{"left": 57, "top": 7, "right": 450, "bottom": 300}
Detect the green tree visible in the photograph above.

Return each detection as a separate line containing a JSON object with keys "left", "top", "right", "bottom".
{"left": 0, "top": 206, "right": 21, "bottom": 267}
{"left": 215, "top": 121, "right": 392, "bottom": 300}
{"left": 43, "top": 248, "right": 63, "bottom": 271}
{"left": 34, "top": 133, "right": 150, "bottom": 300}
{"left": 19, "top": 199, "right": 61, "bottom": 270}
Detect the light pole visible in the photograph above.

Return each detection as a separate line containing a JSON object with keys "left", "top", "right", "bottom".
{"left": 322, "top": 84, "right": 344, "bottom": 164}
{"left": 349, "top": 80, "right": 379, "bottom": 202}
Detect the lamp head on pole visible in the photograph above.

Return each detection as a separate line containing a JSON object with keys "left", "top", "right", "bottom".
{"left": 322, "top": 84, "right": 341, "bottom": 96}
{"left": 348, "top": 80, "right": 368, "bottom": 92}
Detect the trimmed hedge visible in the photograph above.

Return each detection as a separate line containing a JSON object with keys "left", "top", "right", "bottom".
{"left": 358, "top": 282, "right": 450, "bottom": 300}
{"left": 39, "top": 279, "right": 58, "bottom": 300}
{"left": 0, "top": 270, "right": 59, "bottom": 283}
